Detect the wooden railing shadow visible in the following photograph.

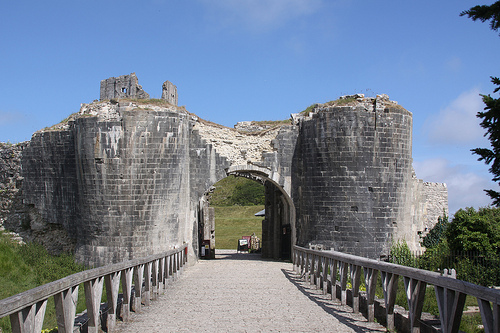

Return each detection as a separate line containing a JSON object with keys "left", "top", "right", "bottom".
{"left": 293, "top": 245, "right": 500, "bottom": 333}
{"left": 281, "top": 268, "right": 385, "bottom": 333}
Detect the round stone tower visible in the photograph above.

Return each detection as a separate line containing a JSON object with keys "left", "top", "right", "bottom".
{"left": 292, "top": 94, "right": 413, "bottom": 259}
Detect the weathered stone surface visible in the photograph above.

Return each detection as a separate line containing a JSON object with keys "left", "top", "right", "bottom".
{"left": 100, "top": 73, "right": 150, "bottom": 101}
{"left": 290, "top": 96, "right": 437, "bottom": 258}
{"left": 407, "top": 175, "right": 448, "bottom": 251}
{"left": 0, "top": 141, "right": 75, "bottom": 253}
{"left": 0, "top": 142, "right": 26, "bottom": 232}
{"left": 1, "top": 76, "right": 447, "bottom": 266}
{"left": 161, "top": 80, "right": 178, "bottom": 106}
{"left": 234, "top": 121, "right": 276, "bottom": 132}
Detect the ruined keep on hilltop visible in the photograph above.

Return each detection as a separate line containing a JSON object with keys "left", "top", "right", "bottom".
{"left": 1, "top": 74, "right": 447, "bottom": 266}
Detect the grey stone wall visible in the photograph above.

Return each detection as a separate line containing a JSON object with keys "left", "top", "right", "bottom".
{"left": 406, "top": 175, "right": 448, "bottom": 251}
{"left": 11, "top": 77, "right": 448, "bottom": 265}
{"left": 291, "top": 97, "right": 414, "bottom": 259}
{"left": 20, "top": 100, "right": 231, "bottom": 266}
{"left": 0, "top": 142, "right": 27, "bottom": 230}
{"left": 100, "top": 73, "right": 150, "bottom": 100}
{"left": 161, "top": 80, "right": 178, "bottom": 106}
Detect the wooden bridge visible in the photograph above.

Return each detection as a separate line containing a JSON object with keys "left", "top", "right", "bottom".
{"left": 1, "top": 245, "right": 500, "bottom": 333}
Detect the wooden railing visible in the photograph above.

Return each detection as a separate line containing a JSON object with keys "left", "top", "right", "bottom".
{"left": 293, "top": 245, "right": 500, "bottom": 333}
{"left": 0, "top": 244, "right": 188, "bottom": 333}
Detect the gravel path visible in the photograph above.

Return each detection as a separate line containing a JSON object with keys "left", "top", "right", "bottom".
{"left": 116, "top": 250, "right": 385, "bottom": 332}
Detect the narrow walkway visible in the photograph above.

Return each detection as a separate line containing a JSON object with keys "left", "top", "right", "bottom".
{"left": 116, "top": 250, "right": 385, "bottom": 332}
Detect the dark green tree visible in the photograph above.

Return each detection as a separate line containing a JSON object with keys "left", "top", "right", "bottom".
{"left": 421, "top": 212, "right": 448, "bottom": 248}
{"left": 445, "top": 207, "right": 500, "bottom": 253}
{"left": 210, "top": 176, "right": 264, "bottom": 206}
{"left": 461, "top": 2, "right": 500, "bottom": 205}
{"left": 231, "top": 181, "right": 265, "bottom": 206}
{"left": 461, "top": 2, "right": 500, "bottom": 34}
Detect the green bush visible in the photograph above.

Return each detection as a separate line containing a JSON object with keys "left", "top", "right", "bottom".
{"left": 446, "top": 207, "right": 500, "bottom": 253}
{"left": 210, "top": 176, "right": 264, "bottom": 206}
{"left": 418, "top": 239, "right": 451, "bottom": 272}
{"left": 0, "top": 232, "right": 85, "bottom": 332}
{"left": 421, "top": 212, "right": 448, "bottom": 248}
{"left": 389, "top": 239, "right": 418, "bottom": 267}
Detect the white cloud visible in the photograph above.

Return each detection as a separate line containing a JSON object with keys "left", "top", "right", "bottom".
{"left": 0, "top": 110, "right": 26, "bottom": 125}
{"left": 425, "top": 88, "right": 484, "bottom": 145}
{"left": 413, "top": 157, "right": 494, "bottom": 214}
{"left": 445, "top": 56, "right": 462, "bottom": 73}
{"left": 199, "top": 0, "right": 323, "bottom": 33}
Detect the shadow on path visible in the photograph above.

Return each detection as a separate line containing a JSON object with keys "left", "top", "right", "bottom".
{"left": 210, "top": 249, "right": 286, "bottom": 262}
{"left": 281, "top": 268, "right": 385, "bottom": 333}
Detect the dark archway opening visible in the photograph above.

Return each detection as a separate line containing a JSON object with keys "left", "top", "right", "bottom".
{"left": 262, "top": 180, "right": 293, "bottom": 260}
{"left": 197, "top": 172, "right": 295, "bottom": 261}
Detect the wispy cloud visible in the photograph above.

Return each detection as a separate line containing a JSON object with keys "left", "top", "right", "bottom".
{"left": 413, "top": 158, "right": 494, "bottom": 214}
{"left": 198, "top": 0, "right": 323, "bottom": 33}
{"left": 425, "top": 88, "right": 484, "bottom": 145}
{"left": 445, "top": 56, "right": 462, "bottom": 73}
{"left": 0, "top": 110, "right": 26, "bottom": 125}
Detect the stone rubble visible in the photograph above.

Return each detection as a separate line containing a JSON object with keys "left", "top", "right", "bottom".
{"left": 194, "top": 120, "right": 281, "bottom": 166}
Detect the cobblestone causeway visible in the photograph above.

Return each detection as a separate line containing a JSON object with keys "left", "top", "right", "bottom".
{"left": 116, "top": 250, "right": 385, "bottom": 332}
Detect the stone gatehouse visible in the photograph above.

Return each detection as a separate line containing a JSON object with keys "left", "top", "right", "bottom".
{"left": 0, "top": 74, "right": 447, "bottom": 267}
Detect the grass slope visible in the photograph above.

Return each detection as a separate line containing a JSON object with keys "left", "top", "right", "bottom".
{"left": 0, "top": 232, "right": 86, "bottom": 332}
{"left": 214, "top": 205, "right": 264, "bottom": 249}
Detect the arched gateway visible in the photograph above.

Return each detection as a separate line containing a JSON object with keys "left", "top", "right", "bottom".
{"left": 14, "top": 74, "right": 447, "bottom": 267}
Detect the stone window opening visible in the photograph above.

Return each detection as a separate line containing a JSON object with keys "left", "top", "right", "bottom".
{"left": 122, "top": 87, "right": 127, "bottom": 94}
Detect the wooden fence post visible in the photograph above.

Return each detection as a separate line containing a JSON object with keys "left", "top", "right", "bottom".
{"left": 133, "top": 264, "right": 145, "bottom": 313}
{"left": 105, "top": 271, "right": 121, "bottom": 332}
{"left": 84, "top": 277, "right": 104, "bottom": 333}
{"left": 381, "top": 271, "right": 399, "bottom": 331}
{"left": 121, "top": 267, "right": 134, "bottom": 322}
{"left": 54, "top": 285, "right": 79, "bottom": 333}
{"left": 9, "top": 300, "right": 47, "bottom": 333}
{"left": 363, "top": 267, "right": 378, "bottom": 322}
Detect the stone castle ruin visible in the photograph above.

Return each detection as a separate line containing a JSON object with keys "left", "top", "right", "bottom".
{"left": 100, "top": 72, "right": 178, "bottom": 106}
{"left": 0, "top": 73, "right": 447, "bottom": 267}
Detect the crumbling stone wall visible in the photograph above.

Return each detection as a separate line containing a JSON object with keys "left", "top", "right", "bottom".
{"left": 0, "top": 141, "right": 76, "bottom": 253}
{"left": 406, "top": 175, "right": 449, "bottom": 251}
{"left": 10, "top": 76, "right": 448, "bottom": 265}
{"left": 100, "top": 73, "right": 150, "bottom": 100}
{"left": 0, "top": 142, "right": 26, "bottom": 230}
{"left": 161, "top": 80, "right": 178, "bottom": 106}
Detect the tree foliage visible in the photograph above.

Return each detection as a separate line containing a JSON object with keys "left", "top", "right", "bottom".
{"left": 210, "top": 175, "right": 265, "bottom": 206}
{"left": 462, "top": 2, "right": 500, "bottom": 205}
{"left": 421, "top": 212, "right": 448, "bottom": 248}
{"left": 461, "top": 1, "right": 500, "bottom": 34}
{"left": 445, "top": 207, "right": 500, "bottom": 253}
{"left": 395, "top": 208, "right": 500, "bottom": 286}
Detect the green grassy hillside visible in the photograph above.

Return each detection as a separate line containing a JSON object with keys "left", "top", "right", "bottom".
{"left": 209, "top": 175, "right": 264, "bottom": 206}
{"left": 0, "top": 232, "right": 86, "bottom": 332}
{"left": 214, "top": 205, "right": 264, "bottom": 249}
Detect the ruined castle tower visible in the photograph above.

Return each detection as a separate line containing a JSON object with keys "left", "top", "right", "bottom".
{"left": 100, "top": 73, "right": 150, "bottom": 100}
{"left": 161, "top": 80, "right": 178, "bottom": 106}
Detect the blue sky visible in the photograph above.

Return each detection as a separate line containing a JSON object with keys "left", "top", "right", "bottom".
{"left": 1, "top": 0, "right": 499, "bottom": 214}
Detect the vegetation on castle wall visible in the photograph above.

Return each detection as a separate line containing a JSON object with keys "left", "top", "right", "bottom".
{"left": 300, "top": 104, "right": 318, "bottom": 116}
{"left": 249, "top": 119, "right": 291, "bottom": 127}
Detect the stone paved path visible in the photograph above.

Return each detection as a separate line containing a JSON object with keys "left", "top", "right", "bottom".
{"left": 116, "top": 250, "right": 385, "bottom": 332}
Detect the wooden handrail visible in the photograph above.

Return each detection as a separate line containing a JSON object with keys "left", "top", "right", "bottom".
{"left": 293, "top": 245, "right": 500, "bottom": 333}
{"left": 0, "top": 244, "right": 188, "bottom": 333}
